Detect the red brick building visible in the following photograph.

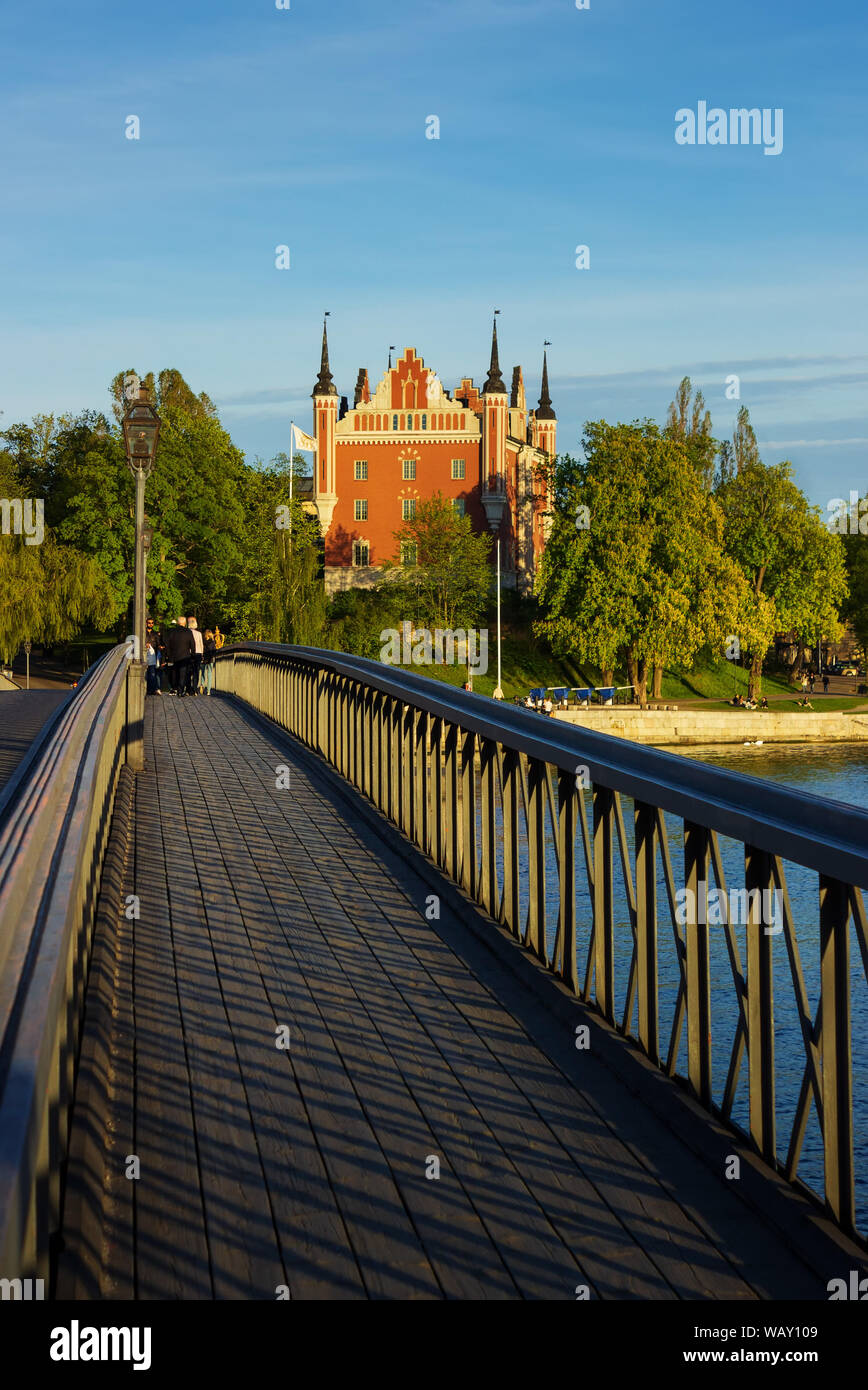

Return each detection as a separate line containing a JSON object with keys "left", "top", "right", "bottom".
{"left": 310, "top": 317, "right": 555, "bottom": 595}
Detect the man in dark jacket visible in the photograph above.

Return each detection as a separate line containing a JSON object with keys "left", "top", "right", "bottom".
{"left": 163, "top": 617, "right": 195, "bottom": 695}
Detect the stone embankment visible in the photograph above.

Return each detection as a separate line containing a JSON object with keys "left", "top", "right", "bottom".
{"left": 553, "top": 707, "right": 868, "bottom": 745}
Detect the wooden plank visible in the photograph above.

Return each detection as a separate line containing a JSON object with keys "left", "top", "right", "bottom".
{"left": 129, "top": 701, "right": 212, "bottom": 1299}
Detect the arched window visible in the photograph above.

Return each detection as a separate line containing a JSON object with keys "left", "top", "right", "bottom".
{"left": 404, "top": 382, "right": 416, "bottom": 408}
{"left": 393, "top": 414, "right": 398, "bottom": 430}
{"left": 421, "top": 414, "right": 427, "bottom": 430}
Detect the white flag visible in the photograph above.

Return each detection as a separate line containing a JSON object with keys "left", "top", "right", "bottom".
{"left": 292, "top": 425, "right": 317, "bottom": 453}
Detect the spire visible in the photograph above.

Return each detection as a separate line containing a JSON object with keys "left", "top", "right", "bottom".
{"left": 482, "top": 314, "right": 507, "bottom": 395}
{"left": 536, "top": 346, "right": 556, "bottom": 420}
{"left": 312, "top": 315, "right": 337, "bottom": 397}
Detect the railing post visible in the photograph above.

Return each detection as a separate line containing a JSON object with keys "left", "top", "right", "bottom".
{"left": 684, "top": 820, "right": 712, "bottom": 1107}
{"left": 479, "top": 739, "right": 497, "bottom": 916}
{"left": 635, "top": 801, "right": 659, "bottom": 1065}
{"left": 819, "top": 874, "right": 855, "bottom": 1233}
{"left": 500, "top": 749, "right": 520, "bottom": 938}
{"left": 745, "top": 844, "right": 775, "bottom": 1163}
{"left": 125, "top": 661, "right": 145, "bottom": 772}
{"left": 416, "top": 709, "right": 429, "bottom": 852}
{"left": 432, "top": 717, "right": 445, "bottom": 866}
{"left": 593, "top": 785, "right": 615, "bottom": 1022}
{"left": 445, "top": 723, "right": 459, "bottom": 880}
{"left": 525, "top": 756, "right": 547, "bottom": 962}
{"left": 460, "top": 729, "right": 476, "bottom": 897}
{"left": 556, "top": 769, "right": 579, "bottom": 993}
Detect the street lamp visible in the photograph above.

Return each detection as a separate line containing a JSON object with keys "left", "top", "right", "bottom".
{"left": 123, "top": 384, "right": 161, "bottom": 768}
{"left": 481, "top": 481, "right": 508, "bottom": 699}
{"left": 122, "top": 384, "right": 161, "bottom": 662}
{"left": 23, "top": 639, "right": 31, "bottom": 690}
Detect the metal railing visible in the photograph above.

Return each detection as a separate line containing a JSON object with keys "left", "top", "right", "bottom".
{"left": 0, "top": 644, "right": 139, "bottom": 1280}
{"left": 215, "top": 643, "right": 868, "bottom": 1238}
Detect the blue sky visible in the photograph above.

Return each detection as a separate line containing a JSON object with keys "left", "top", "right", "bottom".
{"left": 1, "top": 0, "right": 866, "bottom": 508}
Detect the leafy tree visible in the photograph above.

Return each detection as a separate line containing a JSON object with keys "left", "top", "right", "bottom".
{"left": 235, "top": 454, "right": 326, "bottom": 643}
{"left": 843, "top": 518, "right": 868, "bottom": 660}
{"left": 665, "top": 376, "right": 715, "bottom": 490}
{"left": 534, "top": 422, "right": 746, "bottom": 705}
{"left": 716, "top": 459, "right": 848, "bottom": 695}
{"left": 384, "top": 492, "right": 491, "bottom": 631}
{"left": 0, "top": 451, "right": 114, "bottom": 661}
{"left": 732, "top": 405, "right": 760, "bottom": 474}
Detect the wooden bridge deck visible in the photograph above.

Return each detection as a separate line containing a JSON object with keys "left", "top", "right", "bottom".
{"left": 56, "top": 695, "right": 863, "bottom": 1300}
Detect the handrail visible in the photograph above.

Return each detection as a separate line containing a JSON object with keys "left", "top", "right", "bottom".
{"left": 0, "top": 644, "right": 135, "bottom": 1280}
{"left": 228, "top": 643, "right": 868, "bottom": 888}
{"left": 215, "top": 642, "right": 868, "bottom": 1238}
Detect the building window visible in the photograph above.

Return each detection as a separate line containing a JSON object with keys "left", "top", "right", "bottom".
{"left": 354, "top": 499, "right": 368, "bottom": 521}
{"left": 402, "top": 498, "right": 416, "bottom": 521}
{"left": 451, "top": 459, "right": 466, "bottom": 479}
{"left": 393, "top": 414, "right": 398, "bottom": 430}
{"left": 352, "top": 540, "right": 370, "bottom": 567}
{"left": 354, "top": 460, "right": 368, "bottom": 480}
{"left": 402, "top": 459, "right": 416, "bottom": 480}
{"left": 401, "top": 541, "right": 418, "bottom": 566}
{"left": 421, "top": 414, "right": 427, "bottom": 429}
{"left": 453, "top": 498, "right": 465, "bottom": 517}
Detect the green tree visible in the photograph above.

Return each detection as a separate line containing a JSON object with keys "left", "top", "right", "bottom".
{"left": 384, "top": 492, "right": 491, "bottom": 631}
{"left": 665, "top": 377, "right": 716, "bottom": 490}
{"left": 0, "top": 451, "right": 114, "bottom": 662}
{"left": 716, "top": 459, "right": 848, "bottom": 694}
{"left": 534, "top": 422, "right": 746, "bottom": 705}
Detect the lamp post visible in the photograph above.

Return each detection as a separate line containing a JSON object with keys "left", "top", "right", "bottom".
{"left": 123, "top": 383, "right": 161, "bottom": 767}
{"left": 23, "top": 639, "right": 31, "bottom": 690}
{"left": 481, "top": 481, "right": 507, "bottom": 700}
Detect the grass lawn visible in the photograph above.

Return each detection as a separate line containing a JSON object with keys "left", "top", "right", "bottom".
{"left": 703, "top": 695, "right": 868, "bottom": 714}
{"left": 395, "top": 632, "right": 868, "bottom": 712}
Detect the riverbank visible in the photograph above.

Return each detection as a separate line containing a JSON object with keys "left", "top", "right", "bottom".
{"left": 553, "top": 707, "right": 868, "bottom": 745}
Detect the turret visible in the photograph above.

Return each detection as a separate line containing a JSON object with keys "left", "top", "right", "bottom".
{"left": 312, "top": 315, "right": 339, "bottom": 534}
{"left": 481, "top": 316, "right": 508, "bottom": 493}
{"left": 531, "top": 347, "right": 557, "bottom": 456}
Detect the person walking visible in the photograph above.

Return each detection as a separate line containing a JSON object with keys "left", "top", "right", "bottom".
{"left": 145, "top": 618, "right": 161, "bottom": 696}
{"left": 823, "top": 673, "right": 830, "bottom": 695}
{"left": 808, "top": 671, "right": 816, "bottom": 695}
{"left": 163, "top": 616, "right": 194, "bottom": 695}
{"left": 187, "top": 617, "right": 204, "bottom": 695}
{"left": 201, "top": 628, "right": 217, "bottom": 695}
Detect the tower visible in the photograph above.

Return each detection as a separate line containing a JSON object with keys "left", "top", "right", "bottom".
{"left": 312, "top": 315, "right": 339, "bottom": 535}
{"left": 481, "top": 316, "right": 508, "bottom": 492}
{"left": 531, "top": 347, "right": 557, "bottom": 457}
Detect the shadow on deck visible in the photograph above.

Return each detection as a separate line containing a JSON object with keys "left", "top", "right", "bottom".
{"left": 55, "top": 695, "right": 868, "bottom": 1300}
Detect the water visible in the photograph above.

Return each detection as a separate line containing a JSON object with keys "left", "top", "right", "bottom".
{"left": 679, "top": 743, "right": 868, "bottom": 1232}
{"left": 488, "top": 741, "right": 868, "bottom": 1231}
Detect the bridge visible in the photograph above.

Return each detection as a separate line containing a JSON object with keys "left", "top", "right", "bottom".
{"left": 1, "top": 643, "right": 866, "bottom": 1300}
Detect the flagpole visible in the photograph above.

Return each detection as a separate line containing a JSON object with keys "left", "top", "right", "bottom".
{"left": 289, "top": 420, "right": 294, "bottom": 560}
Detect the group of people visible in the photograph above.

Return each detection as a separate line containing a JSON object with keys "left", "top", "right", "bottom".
{"left": 144, "top": 616, "right": 224, "bottom": 697}
{"left": 801, "top": 671, "right": 829, "bottom": 696}
{"left": 730, "top": 693, "right": 769, "bottom": 710}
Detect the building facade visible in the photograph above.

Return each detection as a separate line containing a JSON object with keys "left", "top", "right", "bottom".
{"left": 310, "top": 318, "right": 555, "bottom": 595}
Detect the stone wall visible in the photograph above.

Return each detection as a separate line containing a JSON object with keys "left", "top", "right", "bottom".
{"left": 552, "top": 707, "right": 868, "bottom": 745}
